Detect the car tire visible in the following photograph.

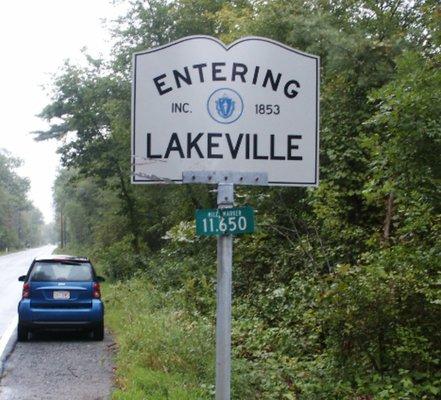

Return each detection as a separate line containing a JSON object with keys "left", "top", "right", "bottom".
{"left": 92, "top": 321, "right": 104, "bottom": 341}
{"left": 17, "top": 323, "right": 28, "bottom": 342}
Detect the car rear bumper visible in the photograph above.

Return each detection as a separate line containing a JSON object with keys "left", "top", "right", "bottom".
{"left": 19, "top": 320, "right": 102, "bottom": 331}
{"left": 18, "top": 299, "right": 104, "bottom": 330}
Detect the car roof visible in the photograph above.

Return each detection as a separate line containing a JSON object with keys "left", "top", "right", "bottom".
{"left": 34, "top": 255, "right": 90, "bottom": 263}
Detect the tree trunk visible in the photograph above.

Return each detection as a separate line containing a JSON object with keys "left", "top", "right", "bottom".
{"left": 116, "top": 164, "right": 141, "bottom": 254}
{"left": 382, "top": 193, "right": 394, "bottom": 243}
{"left": 60, "top": 210, "right": 64, "bottom": 249}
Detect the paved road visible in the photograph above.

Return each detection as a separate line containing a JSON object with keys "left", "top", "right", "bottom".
{"left": 0, "top": 331, "right": 114, "bottom": 400}
{"left": 0, "top": 245, "right": 56, "bottom": 343}
{"left": 0, "top": 246, "right": 114, "bottom": 399}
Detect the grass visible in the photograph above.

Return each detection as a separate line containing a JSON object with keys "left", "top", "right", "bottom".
{"left": 55, "top": 245, "right": 257, "bottom": 398}
{"left": 103, "top": 278, "right": 215, "bottom": 399}
{"left": 41, "top": 246, "right": 260, "bottom": 398}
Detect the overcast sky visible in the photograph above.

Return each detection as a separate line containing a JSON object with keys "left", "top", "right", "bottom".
{"left": 0, "top": 0, "right": 124, "bottom": 223}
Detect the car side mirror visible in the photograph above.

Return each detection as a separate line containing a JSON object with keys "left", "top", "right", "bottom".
{"left": 18, "top": 275, "right": 26, "bottom": 282}
{"left": 96, "top": 276, "right": 105, "bottom": 283}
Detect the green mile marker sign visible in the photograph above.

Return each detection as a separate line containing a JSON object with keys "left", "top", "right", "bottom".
{"left": 196, "top": 206, "right": 255, "bottom": 236}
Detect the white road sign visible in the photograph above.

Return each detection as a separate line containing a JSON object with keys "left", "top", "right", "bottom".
{"left": 132, "top": 36, "right": 319, "bottom": 186}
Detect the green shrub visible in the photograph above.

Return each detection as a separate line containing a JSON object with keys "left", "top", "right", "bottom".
{"left": 105, "top": 278, "right": 215, "bottom": 399}
{"left": 99, "top": 235, "right": 147, "bottom": 280}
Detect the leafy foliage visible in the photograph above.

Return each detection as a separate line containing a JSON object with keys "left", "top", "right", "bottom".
{"left": 105, "top": 279, "right": 215, "bottom": 399}
{"left": 0, "top": 150, "right": 45, "bottom": 250}
{"left": 41, "top": 0, "right": 441, "bottom": 398}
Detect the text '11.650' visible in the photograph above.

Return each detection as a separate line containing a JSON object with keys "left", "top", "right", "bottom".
{"left": 195, "top": 206, "right": 255, "bottom": 236}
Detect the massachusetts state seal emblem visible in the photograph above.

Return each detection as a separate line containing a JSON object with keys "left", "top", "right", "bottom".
{"left": 207, "top": 88, "right": 243, "bottom": 124}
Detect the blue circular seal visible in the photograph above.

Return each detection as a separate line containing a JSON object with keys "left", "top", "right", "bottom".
{"left": 207, "top": 88, "right": 244, "bottom": 124}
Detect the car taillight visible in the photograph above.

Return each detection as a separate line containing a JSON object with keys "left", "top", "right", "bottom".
{"left": 93, "top": 282, "right": 101, "bottom": 299}
{"left": 22, "top": 283, "right": 30, "bottom": 299}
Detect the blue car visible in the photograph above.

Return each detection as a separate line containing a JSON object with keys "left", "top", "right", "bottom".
{"left": 17, "top": 255, "right": 105, "bottom": 341}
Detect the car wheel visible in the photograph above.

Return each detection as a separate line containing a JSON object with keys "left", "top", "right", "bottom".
{"left": 92, "top": 321, "right": 104, "bottom": 341}
{"left": 17, "top": 323, "right": 29, "bottom": 342}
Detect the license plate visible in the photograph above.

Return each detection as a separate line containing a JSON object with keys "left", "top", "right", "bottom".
{"left": 53, "top": 291, "right": 70, "bottom": 300}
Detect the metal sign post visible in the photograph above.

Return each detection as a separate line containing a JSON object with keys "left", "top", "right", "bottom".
{"left": 131, "top": 35, "right": 320, "bottom": 400}
{"left": 216, "top": 183, "right": 234, "bottom": 400}
{"left": 184, "top": 171, "right": 267, "bottom": 400}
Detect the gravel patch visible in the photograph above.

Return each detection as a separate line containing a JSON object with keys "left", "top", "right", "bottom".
{"left": 0, "top": 330, "right": 114, "bottom": 400}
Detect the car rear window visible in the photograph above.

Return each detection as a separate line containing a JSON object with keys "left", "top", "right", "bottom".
{"left": 29, "top": 261, "right": 93, "bottom": 282}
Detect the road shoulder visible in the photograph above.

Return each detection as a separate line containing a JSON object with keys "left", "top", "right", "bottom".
{"left": 0, "top": 330, "right": 114, "bottom": 400}
{"left": 0, "top": 317, "right": 17, "bottom": 377}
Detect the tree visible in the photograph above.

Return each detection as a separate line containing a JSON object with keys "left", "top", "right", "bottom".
{"left": 0, "top": 150, "right": 44, "bottom": 249}
{"left": 36, "top": 1, "right": 441, "bottom": 398}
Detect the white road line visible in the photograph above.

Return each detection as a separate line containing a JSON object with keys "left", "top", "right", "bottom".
{"left": 0, "top": 316, "right": 18, "bottom": 361}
